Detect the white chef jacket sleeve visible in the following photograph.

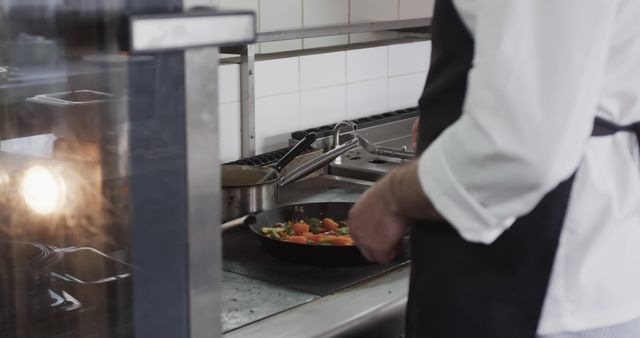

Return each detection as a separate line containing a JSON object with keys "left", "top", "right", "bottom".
{"left": 418, "top": 0, "right": 617, "bottom": 243}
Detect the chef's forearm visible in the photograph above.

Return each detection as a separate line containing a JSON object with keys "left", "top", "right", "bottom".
{"left": 385, "top": 160, "right": 443, "bottom": 221}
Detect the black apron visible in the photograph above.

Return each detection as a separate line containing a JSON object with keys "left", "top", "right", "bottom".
{"left": 406, "top": 1, "right": 640, "bottom": 337}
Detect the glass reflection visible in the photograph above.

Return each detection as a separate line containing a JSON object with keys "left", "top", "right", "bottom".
{"left": 0, "top": 0, "right": 185, "bottom": 337}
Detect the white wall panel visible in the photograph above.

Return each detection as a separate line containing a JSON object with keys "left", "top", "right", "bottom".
{"left": 300, "top": 85, "right": 347, "bottom": 129}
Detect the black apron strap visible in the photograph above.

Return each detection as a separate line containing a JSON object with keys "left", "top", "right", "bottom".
{"left": 592, "top": 117, "right": 640, "bottom": 160}
{"left": 592, "top": 117, "right": 640, "bottom": 144}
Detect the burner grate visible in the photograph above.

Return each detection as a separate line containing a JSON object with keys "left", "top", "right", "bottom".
{"left": 225, "top": 146, "right": 316, "bottom": 167}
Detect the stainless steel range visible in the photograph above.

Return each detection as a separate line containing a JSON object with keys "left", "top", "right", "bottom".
{"left": 329, "top": 117, "right": 415, "bottom": 181}
{"left": 290, "top": 108, "right": 418, "bottom": 182}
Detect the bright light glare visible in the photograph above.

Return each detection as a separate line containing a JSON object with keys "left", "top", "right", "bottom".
{"left": 20, "top": 166, "right": 66, "bottom": 215}
{"left": 0, "top": 171, "right": 9, "bottom": 186}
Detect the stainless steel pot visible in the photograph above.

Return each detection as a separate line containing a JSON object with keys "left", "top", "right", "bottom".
{"left": 222, "top": 138, "right": 359, "bottom": 221}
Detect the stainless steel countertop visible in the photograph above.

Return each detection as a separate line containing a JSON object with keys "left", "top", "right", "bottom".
{"left": 224, "top": 266, "right": 410, "bottom": 338}
{"left": 222, "top": 271, "right": 317, "bottom": 332}
{"left": 221, "top": 175, "right": 410, "bottom": 337}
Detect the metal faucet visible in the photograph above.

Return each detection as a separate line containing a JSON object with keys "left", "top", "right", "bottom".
{"left": 332, "top": 120, "right": 357, "bottom": 149}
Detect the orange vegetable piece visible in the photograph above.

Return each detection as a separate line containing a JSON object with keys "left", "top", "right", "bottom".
{"left": 318, "top": 235, "right": 337, "bottom": 243}
{"left": 292, "top": 223, "right": 310, "bottom": 235}
{"left": 323, "top": 218, "right": 339, "bottom": 231}
{"left": 286, "top": 236, "right": 308, "bottom": 244}
{"left": 302, "top": 232, "right": 321, "bottom": 242}
{"left": 329, "top": 236, "right": 353, "bottom": 246}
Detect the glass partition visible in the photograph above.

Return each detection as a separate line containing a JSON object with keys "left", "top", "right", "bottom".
{"left": 0, "top": 0, "right": 226, "bottom": 337}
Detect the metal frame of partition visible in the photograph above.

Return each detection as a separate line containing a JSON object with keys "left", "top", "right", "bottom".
{"left": 222, "top": 18, "right": 431, "bottom": 158}
{"left": 128, "top": 14, "right": 424, "bottom": 337}
{"left": 130, "top": 7, "right": 256, "bottom": 338}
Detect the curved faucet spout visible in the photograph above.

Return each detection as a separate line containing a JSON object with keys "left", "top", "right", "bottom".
{"left": 332, "top": 120, "right": 357, "bottom": 149}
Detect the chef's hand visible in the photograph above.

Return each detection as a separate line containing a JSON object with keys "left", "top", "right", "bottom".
{"left": 411, "top": 117, "right": 420, "bottom": 150}
{"left": 348, "top": 175, "right": 408, "bottom": 264}
{"left": 348, "top": 161, "right": 442, "bottom": 264}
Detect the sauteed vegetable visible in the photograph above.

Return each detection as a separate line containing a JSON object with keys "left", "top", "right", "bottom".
{"left": 260, "top": 217, "right": 354, "bottom": 246}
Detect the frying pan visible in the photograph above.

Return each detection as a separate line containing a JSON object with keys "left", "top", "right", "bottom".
{"left": 243, "top": 202, "right": 370, "bottom": 266}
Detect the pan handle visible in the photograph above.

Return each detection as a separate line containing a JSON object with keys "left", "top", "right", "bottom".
{"left": 278, "top": 138, "right": 359, "bottom": 187}
{"left": 242, "top": 214, "right": 257, "bottom": 227}
{"left": 274, "top": 132, "right": 317, "bottom": 172}
{"left": 255, "top": 132, "right": 318, "bottom": 185}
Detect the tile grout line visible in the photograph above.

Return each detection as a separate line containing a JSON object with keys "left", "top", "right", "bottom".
{"left": 298, "top": 40, "right": 303, "bottom": 130}
{"left": 387, "top": 43, "right": 392, "bottom": 111}
{"left": 347, "top": 0, "right": 352, "bottom": 45}
{"left": 344, "top": 48, "right": 349, "bottom": 120}
{"left": 301, "top": 0, "right": 305, "bottom": 49}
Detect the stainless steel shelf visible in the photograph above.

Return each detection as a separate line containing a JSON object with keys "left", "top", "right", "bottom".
{"left": 223, "top": 17, "right": 432, "bottom": 158}
{"left": 256, "top": 18, "right": 431, "bottom": 43}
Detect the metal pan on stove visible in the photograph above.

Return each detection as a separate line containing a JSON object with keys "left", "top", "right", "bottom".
{"left": 223, "top": 135, "right": 359, "bottom": 221}
{"left": 243, "top": 202, "right": 370, "bottom": 267}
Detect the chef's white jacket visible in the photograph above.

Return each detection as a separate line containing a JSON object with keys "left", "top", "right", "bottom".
{"left": 418, "top": 0, "right": 640, "bottom": 334}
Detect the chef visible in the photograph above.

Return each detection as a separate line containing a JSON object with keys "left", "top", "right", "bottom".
{"left": 348, "top": 0, "right": 640, "bottom": 337}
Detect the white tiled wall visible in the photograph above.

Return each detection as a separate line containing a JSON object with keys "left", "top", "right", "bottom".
{"left": 347, "top": 79, "right": 388, "bottom": 119}
{"left": 218, "top": 64, "right": 240, "bottom": 104}
{"left": 300, "top": 51, "right": 346, "bottom": 90}
{"left": 255, "top": 92, "right": 301, "bottom": 153}
{"left": 346, "top": 46, "right": 387, "bottom": 82}
{"left": 350, "top": 0, "right": 398, "bottom": 22}
{"left": 218, "top": 41, "right": 431, "bottom": 162}
{"left": 259, "top": 0, "right": 303, "bottom": 53}
{"left": 300, "top": 85, "right": 348, "bottom": 129}
{"left": 389, "top": 42, "right": 428, "bottom": 76}
{"left": 303, "top": 0, "right": 349, "bottom": 49}
{"left": 255, "top": 57, "right": 299, "bottom": 97}
{"left": 216, "top": 0, "right": 434, "bottom": 161}
{"left": 399, "top": 0, "right": 435, "bottom": 19}
{"left": 218, "top": 0, "right": 435, "bottom": 53}
{"left": 388, "top": 71, "right": 427, "bottom": 110}
{"left": 219, "top": 101, "right": 242, "bottom": 162}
